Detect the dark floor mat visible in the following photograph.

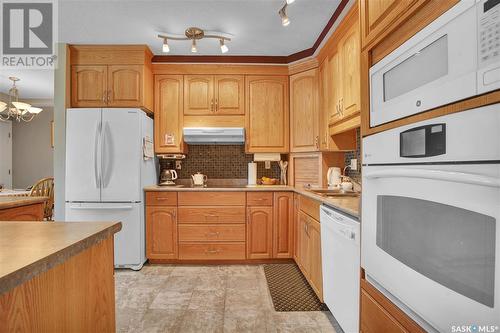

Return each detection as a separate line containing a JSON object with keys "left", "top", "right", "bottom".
{"left": 263, "top": 263, "right": 329, "bottom": 312}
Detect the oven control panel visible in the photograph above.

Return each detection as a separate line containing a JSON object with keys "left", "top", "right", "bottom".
{"left": 478, "top": 0, "right": 500, "bottom": 65}
{"left": 400, "top": 124, "right": 446, "bottom": 158}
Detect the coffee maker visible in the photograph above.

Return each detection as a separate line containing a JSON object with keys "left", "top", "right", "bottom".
{"left": 159, "top": 161, "right": 178, "bottom": 186}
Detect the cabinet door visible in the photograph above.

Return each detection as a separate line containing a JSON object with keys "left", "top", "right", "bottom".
{"left": 184, "top": 75, "right": 214, "bottom": 115}
{"left": 146, "top": 206, "right": 178, "bottom": 259}
{"left": 246, "top": 76, "right": 289, "bottom": 153}
{"left": 71, "top": 65, "right": 107, "bottom": 107}
{"left": 318, "top": 60, "right": 332, "bottom": 150}
{"left": 273, "top": 192, "right": 294, "bottom": 258}
{"left": 360, "top": 289, "right": 407, "bottom": 333}
{"left": 290, "top": 69, "right": 319, "bottom": 152}
{"left": 360, "top": 0, "right": 417, "bottom": 48}
{"left": 308, "top": 217, "right": 323, "bottom": 301}
{"left": 328, "top": 51, "right": 343, "bottom": 125}
{"left": 214, "top": 75, "right": 244, "bottom": 115}
{"left": 154, "top": 75, "right": 185, "bottom": 153}
{"left": 340, "top": 22, "right": 361, "bottom": 118}
{"left": 247, "top": 206, "right": 273, "bottom": 259}
{"left": 296, "top": 211, "right": 310, "bottom": 278}
{"left": 107, "top": 65, "right": 143, "bottom": 107}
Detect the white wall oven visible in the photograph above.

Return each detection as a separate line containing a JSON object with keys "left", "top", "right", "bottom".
{"left": 370, "top": 0, "right": 500, "bottom": 127}
{"left": 362, "top": 105, "right": 500, "bottom": 332}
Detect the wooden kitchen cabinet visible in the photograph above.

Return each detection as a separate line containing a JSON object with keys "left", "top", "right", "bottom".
{"left": 289, "top": 152, "right": 344, "bottom": 188}
{"left": 107, "top": 65, "right": 143, "bottom": 107}
{"left": 245, "top": 76, "right": 289, "bottom": 153}
{"left": 327, "top": 50, "right": 343, "bottom": 125}
{"left": 71, "top": 65, "right": 108, "bottom": 107}
{"left": 296, "top": 211, "right": 310, "bottom": 272}
{"left": 154, "top": 75, "right": 186, "bottom": 154}
{"left": 0, "top": 202, "right": 45, "bottom": 221}
{"left": 184, "top": 75, "right": 244, "bottom": 115}
{"left": 290, "top": 69, "right": 319, "bottom": 152}
{"left": 69, "top": 45, "right": 153, "bottom": 112}
{"left": 146, "top": 206, "right": 178, "bottom": 260}
{"left": 273, "top": 192, "right": 294, "bottom": 258}
{"left": 246, "top": 206, "right": 273, "bottom": 259}
{"left": 359, "top": 0, "right": 418, "bottom": 49}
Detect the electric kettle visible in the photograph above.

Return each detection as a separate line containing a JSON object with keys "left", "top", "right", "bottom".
{"left": 327, "top": 167, "right": 342, "bottom": 188}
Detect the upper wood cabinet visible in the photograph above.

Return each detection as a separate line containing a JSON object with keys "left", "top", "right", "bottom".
{"left": 69, "top": 45, "right": 153, "bottom": 112}
{"left": 247, "top": 206, "right": 273, "bottom": 259}
{"left": 290, "top": 69, "right": 319, "bottom": 152}
{"left": 184, "top": 75, "right": 244, "bottom": 115}
{"left": 154, "top": 75, "right": 186, "bottom": 154}
{"left": 215, "top": 75, "right": 245, "bottom": 115}
{"left": 71, "top": 65, "right": 108, "bottom": 108}
{"left": 340, "top": 22, "right": 361, "bottom": 119}
{"left": 273, "top": 192, "right": 294, "bottom": 258}
{"left": 146, "top": 206, "right": 178, "bottom": 260}
{"left": 359, "top": 0, "right": 418, "bottom": 49}
{"left": 246, "top": 76, "right": 289, "bottom": 153}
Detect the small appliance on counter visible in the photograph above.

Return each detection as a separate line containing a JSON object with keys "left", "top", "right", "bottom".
{"left": 191, "top": 172, "right": 208, "bottom": 187}
{"left": 327, "top": 167, "right": 342, "bottom": 188}
{"left": 159, "top": 169, "right": 178, "bottom": 186}
{"left": 248, "top": 162, "right": 257, "bottom": 185}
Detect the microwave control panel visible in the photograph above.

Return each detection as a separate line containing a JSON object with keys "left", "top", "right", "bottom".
{"left": 478, "top": 0, "right": 500, "bottom": 65}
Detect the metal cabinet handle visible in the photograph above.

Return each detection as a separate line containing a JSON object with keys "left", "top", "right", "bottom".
{"left": 340, "top": 98, "right": 344, "bottom": 116}
{"left": 315, "top": 135, "right": 319, "bottom": 149}
{"left": 205, "top": 232, "right": 220, "bottom": 237}
{"left": 215, "top": 99, "right": 218, "bottom": 112}
{"left": 156, "top": 197, "right": 170, "bottom": 201}
{"left": 210, "top": 99, "right": 214, "bottom": 112}
{"left": 205, "top": 249, "right": 220, "bottom": 254}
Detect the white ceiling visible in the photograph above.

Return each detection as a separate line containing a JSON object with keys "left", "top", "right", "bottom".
{"left": 58, "top": 0, "right": 343, "bottom": 56}
{"left": 0, "top": 70, "right": 54, "bottom": 100}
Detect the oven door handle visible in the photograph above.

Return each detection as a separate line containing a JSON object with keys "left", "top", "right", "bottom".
{"left": 364, "top": 168, "right": 500, "bottom": 188}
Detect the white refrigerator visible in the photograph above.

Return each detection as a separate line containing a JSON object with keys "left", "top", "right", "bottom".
{"left": 65, "top": 108, "right": 156, "bottom": 270}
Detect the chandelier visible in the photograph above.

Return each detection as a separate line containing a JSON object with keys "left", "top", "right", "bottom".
{"left": 0, "top": 77, "right": 43, "bottom": 122}
{"left": 158, "top": 27, "right": 232, "bottom": 54}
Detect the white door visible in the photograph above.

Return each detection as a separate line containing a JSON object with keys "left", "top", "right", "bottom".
{"left": 0, "top": 121, "right": 12, "bottom": 189}
{"left": 101, "top": 109, "right": 141, "bottom": 202}
{"left": 65, "top": 108, "right": 101, "bottom": 202}
{"left": 362, "top": 164, "right": 500, "bottom": 331}
{"left": 65, "top": 202, "right": 145, "bottom": 269}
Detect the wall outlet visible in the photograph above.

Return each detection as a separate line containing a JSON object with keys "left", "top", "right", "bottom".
{"left": 265, "top": 161, "right": 271, "bottom": 169}
{"left": 175, "top": 160, "right": 182, "bottom": 170}
{"left": 350, "top": 159, "right": 358, "bottom": 171}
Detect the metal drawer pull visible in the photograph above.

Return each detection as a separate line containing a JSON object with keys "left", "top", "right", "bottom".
{"left": 205, "top": 249, "right": 220, "bottom": 254}
{"left": 156, "top": 197, "right": 170, "bottom": 201}
{"left": 205, "top": 232, "right": 220, "bottom": 237}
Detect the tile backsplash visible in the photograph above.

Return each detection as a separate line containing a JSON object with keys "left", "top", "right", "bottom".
{"left": 159, "top": 145, "right": 281, "bottom": 180}
{"left": 344, "top": 128, "right": 361, "bottom": 184}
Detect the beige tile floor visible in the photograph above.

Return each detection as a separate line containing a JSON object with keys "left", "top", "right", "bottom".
{"left": 115, "top": 264, "right": 340, "bottom": 333}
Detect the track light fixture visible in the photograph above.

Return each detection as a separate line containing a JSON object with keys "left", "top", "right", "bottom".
{"left": 158, "top": 27, "right": 232, "bottom": 54}
{"left": 279, "top": 0, "right": 296, "bottom": 26}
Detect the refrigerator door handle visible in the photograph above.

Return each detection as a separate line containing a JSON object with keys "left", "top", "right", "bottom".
{"left": 101, "top": 121, "right": 113, "bottom": 188}
{"left": 68, "top": 205, "right": 134, "bottom": 210}
{"left": 94, "top": 121, "right": 101, "bottom": 188}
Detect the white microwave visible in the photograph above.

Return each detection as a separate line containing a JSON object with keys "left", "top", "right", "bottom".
{"left": 369, "top": 0, "right": 500, "bottom": 127}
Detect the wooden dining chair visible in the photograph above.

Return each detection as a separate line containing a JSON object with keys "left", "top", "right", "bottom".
{"left": 29, "top": 177, "right": 54, "bottom": 221}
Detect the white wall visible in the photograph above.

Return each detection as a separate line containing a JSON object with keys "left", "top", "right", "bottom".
{"left": 0, "top": 120, "right": 12, "bottom": 189}
{"left": 11, "top": 106, "right": 54, "bottom": 189}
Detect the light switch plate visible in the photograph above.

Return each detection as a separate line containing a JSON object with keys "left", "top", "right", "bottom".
{"left": 350, "top": 159, "right": 358, "bottom": 171}
{"left": 175, "top": 161, "right": 182, "bottom": 170}
{"left": 265, "top": 161, "right": 271, "bottom": 169}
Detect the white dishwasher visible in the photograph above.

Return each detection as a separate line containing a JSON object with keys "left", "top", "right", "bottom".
{"left": 320, "top": 204, "right": 360, "bottom": 333}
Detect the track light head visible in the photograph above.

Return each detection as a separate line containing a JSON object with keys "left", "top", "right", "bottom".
{"left": 286, "top": 0, "right": 295, "bottom": 4}
{"left": 191, "top": 39, "right": 197, "bottom": 53}
{"left": 279, "top": 5, "right": 290, "bottom": 26}
{"left": 162, "top": 38, "right": 170, "bottom": 53}
{"left": 220, "top": 39, "right": 228, "bottom": 53}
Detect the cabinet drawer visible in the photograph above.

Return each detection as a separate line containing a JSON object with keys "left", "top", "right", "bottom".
{"left": 178, "top": 192, "right": 246, "bottom": 206}
{"left": 178, "top": 224, "right": 246, "bottom": 242}
{"left": 179, "top": 243, "right": 246, "bottom": 260}
{"left": 178, "top": 207, "right": 245, "bottom": 223}
{"left": 299, "top": 195, "right": 321, "bottom": 221}
{"left": 145, "top": 192, "right": 178, "bottom": 206}
{"left": 246, "top": 192, "right": 273, "bottom": 206}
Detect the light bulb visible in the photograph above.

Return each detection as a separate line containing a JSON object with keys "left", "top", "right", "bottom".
{"left": 191, "top": 39, "right": 197, "bottom": 53}
{"left": 162, "top": 38, "right": 170, "bottom": 53}
{"left": 286, "top": 0, "right": 295, "bottom": 4}
{"left": 220, "top": 39, "right": 228, "bottom": 53}
{"left": 28, "top": 107, "right": 43, "bottom": 114}
{"left": 282, "top": 16, "right": 290, "bottom": 26}
{"left": 279, "top": 6, "right": 290, "bottom": 26}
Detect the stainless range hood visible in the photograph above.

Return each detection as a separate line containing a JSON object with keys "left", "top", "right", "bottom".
{"left": 183, "top": 127, "right": 245, "bottom": 145}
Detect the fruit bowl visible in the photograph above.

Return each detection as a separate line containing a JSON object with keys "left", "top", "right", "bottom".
{"left": 260, "top": 177, "right": 279, "bottom": 185}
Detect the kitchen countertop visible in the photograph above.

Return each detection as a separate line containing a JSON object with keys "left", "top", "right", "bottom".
{"left": 144, "top": 185, "right": 360, "bottom": 219}
{"left": 0, "top": 221, "right": 122, "bottom": 295}
{"left": 0, "top": 196, "right": 48, "bottom": 210}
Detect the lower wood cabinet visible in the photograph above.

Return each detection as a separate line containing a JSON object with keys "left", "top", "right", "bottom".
{"left": 295, "top": 195, "right": 323, "bottom": 301}
{"left": 246, "top": 206, "right": 273, "bottom": 259}
{"left": 179, "top": 243, "right": 246, "bottom": 260}
{"left": 145, "top": 206, "right": 178, "bottom": 260}
{"left": 273, "top": 192, "right": 294, "bottom": 258}
{"left": 0, "top": 203, "right": 44, "bottom": 221}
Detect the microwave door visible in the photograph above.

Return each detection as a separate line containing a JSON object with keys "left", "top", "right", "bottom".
{"left": 369, "top": 1, "right": 477, "bottom": 127}
{"left": 361, "top": 164, "right": 500, "bottom": 331}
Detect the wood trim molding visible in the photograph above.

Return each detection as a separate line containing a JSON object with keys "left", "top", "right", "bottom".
{"left": 151, "top": 0, "right": 350, "bottom": 65}
{"left": 152, "top": 63, "right": 289, "bottom": 75}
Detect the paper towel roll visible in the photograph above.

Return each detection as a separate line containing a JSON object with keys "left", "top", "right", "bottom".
{"left": 248, "top": 162, "right": 257, "bottom": 185}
